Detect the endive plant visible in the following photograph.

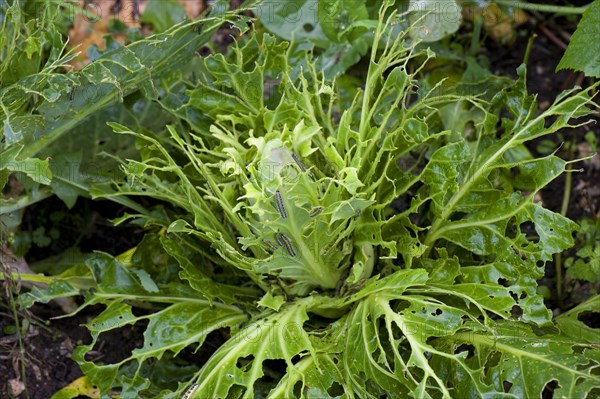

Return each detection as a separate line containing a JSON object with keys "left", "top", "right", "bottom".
{"left": 22, "top": 3, "right": 600, "bottom": 398}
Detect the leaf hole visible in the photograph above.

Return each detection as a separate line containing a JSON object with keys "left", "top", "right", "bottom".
{"left": 506, "top": 216, "right": 518, "bottom": 239}
{"left": 179, "top": 328, "right": 230, "bottom": 367}
{"left": 510, "top": 305, "right": 523, "bottom": 318}
{"left": 519, "top": 292, "right": 527, "bottom": 299}
{"left": 85, "top": 319, "right": 147, "bottom": 362}
{"left": 237, "top": 355, "right": 255, "bottom": 371}
{"left": 327, "top": 382, "right": 344, "bottom": 396}
{"left": 131, "top": 307, "right": 149, "bottom": 317}
{"left": 572, "top": 345, "right": 587, "bottom": 355}
{"left": 196, "top": 46, "right": 211, "bottom": 57}
{"left": 483, "top": 351, "right": 501, "bottom": 376}
{"left": 213, "top": 264, "right": 224, "bottom": 274}
{"left": 255, "top": 359, "right": 285, "bottom": 390}
{"left": 431, "top": 308, "right": 442, "bottom": 316}
{"left": 391, "top": 322, "right": 403, "bottom": 340}
{"left": 541, "top": 379, "right": 559, "bottom": 398}
{"left": 519, "top": 222, "right": 538, "bottom": 243}
{"left": 303, "top": 23, "right": 314, "bottom": 32}
{"left": 449, "top": 211, "right": 467, "bottom": 221}
{"left": 293, "top": 381, "right": 303, "bottom": 397}
{"left": 228, "top": 385, "right": 247, "bottom": 397}
{"left": 498, "top": 278, "right": 509, "bottom": 287}
{"left": 577, "top": 311, "right": 600, "bottom": 329}
{"left": 454, "top": 344, "right": 474, "bottom": 359}
{"left": 503, "top": 380, "right": 512, "bottom": 393}
{"left": 574, "top": 358, "right": 595, "bottom": 370}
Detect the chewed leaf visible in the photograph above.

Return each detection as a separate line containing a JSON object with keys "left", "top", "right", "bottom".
{"left": 555, "top": 295, "right": 600, "bottom": 344}
{"left": 191, "top": 299, "right": 316, "bottom": 399}
{"left": 66, "top": 253, "right": 248, "bottom": 395}
{"left": 437, "top": 320, "right": 600, "bottom": 399}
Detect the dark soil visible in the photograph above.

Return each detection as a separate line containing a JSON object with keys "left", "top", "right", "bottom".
{"left": 1, "top": 3, "right": 599, "bottom": 399}
{"left": 0, "top": 194, "right": 147, "bottom": 399}
{"left": 0, "top": 301, "right": 153, "bottom": 399}
{"left": 21, "top": 196, "right": 145, "bottom": 263}
{"left": 0, "top": 303, "right": 88, "bottom": 399}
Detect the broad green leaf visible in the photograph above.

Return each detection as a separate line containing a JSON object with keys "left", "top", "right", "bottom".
{"left": 318, "top": 0, "right": 368, "bottom": 42}
{"left": 557, "top": 0, "right": 600, "bottom": 77}
{"left": 254, "top": 0, "right": 328, "bottom": 43}
{"left": 140, "top": 0, "right": 187, "bottom": 33}
{"left": 409, "top": 0, "right": 462, "bottom": 42}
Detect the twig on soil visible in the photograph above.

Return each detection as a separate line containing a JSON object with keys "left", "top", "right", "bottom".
{"left": 537, "top": 24, "right": 568, "bottom": 50}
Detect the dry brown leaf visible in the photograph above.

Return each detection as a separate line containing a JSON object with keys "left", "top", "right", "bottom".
{"left": 463, "top": 3, "right": 528, "bottom": 44}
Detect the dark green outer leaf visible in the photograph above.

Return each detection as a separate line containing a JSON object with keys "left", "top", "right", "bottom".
{"left": 140, "top": 0, "right": 187, "bottom": 33}
{"left": 2, "top": 11, "right": 243, "bottom": 159}
{"left": 557, "top": 0, "right": 600, "bottom": 77}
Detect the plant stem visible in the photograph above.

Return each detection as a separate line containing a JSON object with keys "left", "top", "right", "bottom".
{"left": 470, "top": 15, "right": 483, "bottom": 57}
{"left": 494, "top": 0, "right": 589, "bottom": 15}
{"left": 523, "top": 33, "right": 537, "bottom": 66}
{"left": 555, "top": 160, "right": 573, "bottom": 309}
